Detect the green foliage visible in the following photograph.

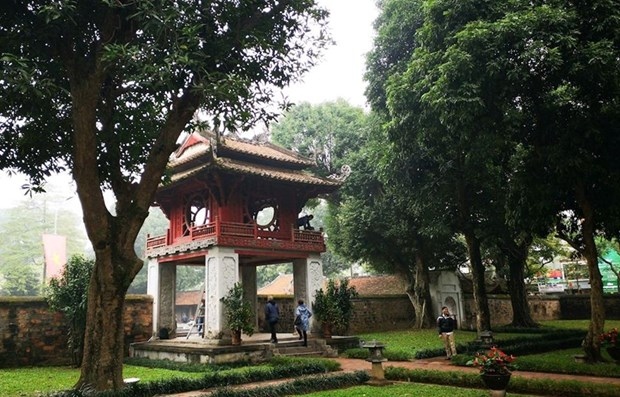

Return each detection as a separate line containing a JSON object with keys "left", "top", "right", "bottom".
{"left": 0, "top": 191, "right": 90, "bottom": 296}
{"left": 304, "top": 383, "right": 514, "bottom": 397}
{"left": 0, "top": 364, "right": 204, "bottom": 397}
{"left": 516, "top": 348, "right": 620, "bottom": 378}
{"left": 385, "top": 367, "right": 620, "bottom": 397}
{"left": 123, "top": 357, "right": 251, "bottom": 373}
{"left": 271, "top": 99, "right": 369, "bottom": 177}
{"left": 342, "top": 347, "right": 412, "bottom": 361}
{"left": 220, "top": 283, "right": 254, "bottom": 336}
{"left": 1, "top": 264, "right": 41, "bottom": 296}
{"left": 313, "top": 278, "right": 358, "bottom": 335}
{"left": 1, "top": 0, "right": 332, "bottom": 387}
{"left": 320, "top": 251, "right": 350, "bottom": 279}
{"left": 45, "top": 255, "right": 94, "bottom": 367}
{"left": 51, "top": 358, "right": 343, "bottom": 397}
{"left": 206, "top": 371, "right": 370, "bottom": 397}
{"left": 176, "top": 266, "right": 205, "bottom": 292}
{"left": 465, "top": 347, "right": 517, "bottom": 375}
{"left": 256, "top": 263, "right": 292, "bottom": 289}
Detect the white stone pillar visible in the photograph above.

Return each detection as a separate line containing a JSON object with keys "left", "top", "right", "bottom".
{"left": 146, "top": 258, "right": 160, "bottom": 337}
{"left": 240, "top": 265, "right": 258, "bottom": 328}
{"left": 147, "top": 258, "right": 177, "bottom": 337}
{"left": 204, "top": 247, "right": 239, "bottom": 343}
{"left": 293, "top": 254, "right": 323, "bottom": 332}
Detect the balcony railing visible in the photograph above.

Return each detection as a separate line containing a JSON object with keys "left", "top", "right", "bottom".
{"left": 146, "top": 219, "right": 325, "bottom": 253}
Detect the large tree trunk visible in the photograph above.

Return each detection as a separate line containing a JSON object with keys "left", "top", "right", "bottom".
{"left": 506, "top": 246, "right": 538, "bottom": 328}
{"left": 500, "top": 236, "right": 538, "bottom": 328}
{"left": 74, "top": 212, "right": 145, "bottom": 390}
{"left": 576, "top": 185, "right": 605, "bottom": 363}
{"left": 405, "top": 249, "right": 434, "bottom": 328}
{"left": 77, "top": 254, "right": 130, "bottom": 390}
{"left": 456, "top": 172, "right": 491, "bottom": 332}
{"left": 464, "top": 232, "right": 491, "bottom": 332}
{"left": 67, "top": 48, "right": 197, "bottom": 389}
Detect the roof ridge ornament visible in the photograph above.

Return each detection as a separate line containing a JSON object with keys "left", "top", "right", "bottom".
{"left": 328, "top": 164, "right": 351, "bottom": 182}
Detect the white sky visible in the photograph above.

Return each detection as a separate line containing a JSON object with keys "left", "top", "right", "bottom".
{"left": 283, "top": 0, "right": 378, "bottom": 108}
{"left": 0, "top": 1, "right": 379, "bottom": 210}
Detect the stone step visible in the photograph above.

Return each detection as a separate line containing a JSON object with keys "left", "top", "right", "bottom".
{"left": 273, "top": 340, "right": 335, "bottom": 358}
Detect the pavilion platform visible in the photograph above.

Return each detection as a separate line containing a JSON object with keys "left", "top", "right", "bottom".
{"left": 129, "top": 332, "right": 360, "bottom": 364}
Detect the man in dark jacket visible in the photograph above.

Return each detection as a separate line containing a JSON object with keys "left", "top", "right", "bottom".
{"left": 265, "top": 296, "right": 280, "bottom": 343}
{"left": 437, "top": 306, "right": 457, "bottom": 359}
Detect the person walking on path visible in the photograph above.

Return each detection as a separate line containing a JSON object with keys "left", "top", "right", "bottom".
{"left": 265, "top": 295, "right": 280, "bottom": 343}
{"left": 437, "top": 306, "right": 457, "bottom": 359}
{"left": 294, "top": 299, "right": 312, "bottom": 347}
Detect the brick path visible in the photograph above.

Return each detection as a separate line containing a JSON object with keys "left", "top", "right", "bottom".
{"left": 338, "top": 356, "right": 620, "bottom": 386}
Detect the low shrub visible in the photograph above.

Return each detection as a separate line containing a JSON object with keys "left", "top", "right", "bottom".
{"left": 124, "top": 357, "right": 252, "bottom": 372}
{"left": 385, "top": 366, "right": 620, "bottom": 397}
{"left": 208, "top": 371, "right": 370, "bottom": 397}
{"left": 414, "top": 328, "right": 585, "bottom": 359}
{"left": 342, "top": 347, "right": 411, "bottom": 361}
{"left": 50, "top": 358, "right": 341, "bottom": 397}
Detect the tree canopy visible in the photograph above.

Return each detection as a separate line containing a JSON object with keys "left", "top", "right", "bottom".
{"left": 0, "top": 0, "right": 330, "bottom": 390}
{"left": 271, "top": 99, "right": 369, "bottom": 177}
{"left": 356, "top": 0, "right": 620, "bottom": 360}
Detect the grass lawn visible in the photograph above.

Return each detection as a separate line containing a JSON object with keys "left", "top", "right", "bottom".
{"left": 0, "top": 365, "right": 204, "bottom": 397}
{"left": 2, "top": 320, "right": 619, "bottom": 396}
{"left": 517, "top": 347, "right": 620, "bottom": 377}
{"left": 302, "top": 383, "right": 538, "bottom": 397}
{"left": 357, "top": 319, "right": 620, "bottom": 360}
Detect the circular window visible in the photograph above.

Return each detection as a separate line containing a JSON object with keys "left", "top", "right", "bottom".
{"left": 252, "top": 200, "right": 279, "bottom": 231}
{"left": 185, "top": 194, "right": 210, "bottom": 228}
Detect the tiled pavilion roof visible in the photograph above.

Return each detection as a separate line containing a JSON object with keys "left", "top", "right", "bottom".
{"left": 164, "top": 131, "right": 340, "bottom": 190}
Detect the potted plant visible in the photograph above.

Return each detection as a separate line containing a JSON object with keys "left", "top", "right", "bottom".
{"left": 600, "top": 328, "right": 619, "bottom": 362}
{"left": 467, "top": 347, "right": 516, "bottom": 396}
{"left": 313, "top": 278, "right": 357, "bottom": 338}
{"left": 220, "top": 282, "right": 254, "bottom": 345}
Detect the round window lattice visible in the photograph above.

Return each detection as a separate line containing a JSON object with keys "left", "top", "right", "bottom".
{"left": 252, "top": 200, "right": 279, "bottom": 231}
{"left": 185, "top": 194, "right": 210, "bottom": 229}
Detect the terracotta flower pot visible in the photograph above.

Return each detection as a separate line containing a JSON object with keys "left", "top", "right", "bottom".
{"left": 321, "top": 322, "right": 333, "bottom": 339}
{"left": 231, "top": 329, "right": 242, "bottom": 346}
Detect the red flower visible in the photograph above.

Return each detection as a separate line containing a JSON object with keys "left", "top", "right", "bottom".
{"left": 600, "top": 328, "right": 618, "bottom": 347}
{"left": 467, "top": 346, "right": 517, "bottom": 375}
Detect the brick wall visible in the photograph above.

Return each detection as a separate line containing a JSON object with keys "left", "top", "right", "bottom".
{"left": 257, "top": 295, "right": 415, "bottom": 334}
{"left": 3, "top": 293, "right": 619, "bottom": 367}
{"left": 460, "top": 295, "right": 563, "bottom": 330}
{"left": 348, "top": 295, "right": 414, "bottom": 333}
{"left": 0, "top": 295, "right": 152, "bottom": 368}
{"left": 559, "top": 294, "right": 620, "bottom": 320}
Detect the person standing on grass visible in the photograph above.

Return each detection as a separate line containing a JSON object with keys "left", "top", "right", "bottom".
{"left": 294, "top": 299, "right": 312, "bottom": 347}
{"left": 265, "top": 295, "right": 280, "bottom": 343}
{"left": 437, "top": 306, "right": 457, "bottom": 359}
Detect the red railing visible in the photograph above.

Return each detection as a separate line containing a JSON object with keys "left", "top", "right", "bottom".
{"left": 219, "top": 222, "right": 256, "bottom": 237}
{"left": 146, "top": 219, "right": 324, "bottom": 252}
{"left": 292, "top": 229, "right": 323, "bottom": 243}
{"left": 146, "top": 234, "right": 167, "bottom": 250}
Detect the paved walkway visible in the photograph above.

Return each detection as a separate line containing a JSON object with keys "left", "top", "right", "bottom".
{"left": 164, "top": 356, "right": 620, "bottom": 396}
{"left": 339, "top": 356, "right": 620, "bottom": 386}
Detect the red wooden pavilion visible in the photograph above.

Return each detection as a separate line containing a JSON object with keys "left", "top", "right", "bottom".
{"left": 145, "top": 131, "right": 342, "bottom": 343}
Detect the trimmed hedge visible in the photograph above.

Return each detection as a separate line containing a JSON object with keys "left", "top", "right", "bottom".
{"left": 415, "top": 328, "right": 585, "bottom": 359}
{"left": 208, "top": 371, "right": 370, "bottom": 397}
{"left": 385, "top": 366, "right": 620, "bottom": 397}
{"left": 50, "top": 358, "right": 341, "bottom": 397}
{"left": 342, "top": 347, "right": 412, "bottom": 361}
